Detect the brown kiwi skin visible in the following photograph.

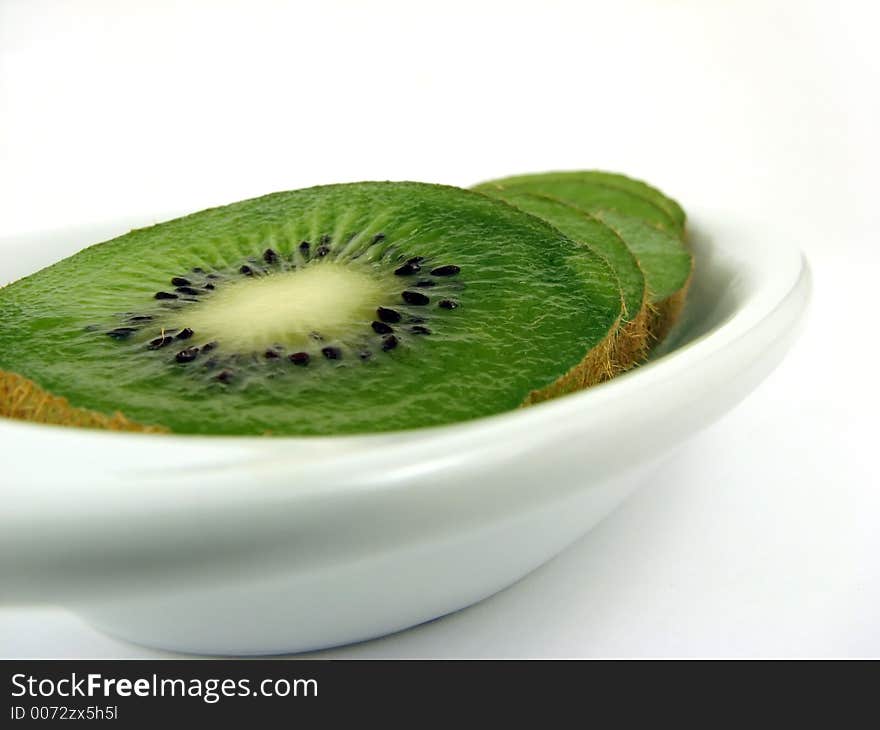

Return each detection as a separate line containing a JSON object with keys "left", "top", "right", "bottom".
{"left": 522, "top": 319, "right": 619, "bottom": 405}
{"left": 645, "top": 220, "right": 693, "bottom": 348}
{"left": 646, "top": 273, "right": 691, "bottom": 348}
{"left": 613, "top": 291, "right": 652, "bottom": 374}
{"left": 0, "top": 369, "right": 166, "bottom": 433}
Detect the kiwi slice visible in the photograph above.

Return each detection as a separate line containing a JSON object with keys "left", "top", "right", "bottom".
{"left": 0, "top": 182, "right": 624, "bottom": 436}
{"left": 576, "top": 170, "right": 686, "bottom": 233}
{"left": 473, "top": 170, "right": 682, "bottom": 235}
{"left": 491, "top": 170, "right": 687, "bottom": 233}
{"left": 473, "top": 171, "right": 692, "bottom": 343}
{"left": 476, "top": 190, "right": 651, "bottom": 371}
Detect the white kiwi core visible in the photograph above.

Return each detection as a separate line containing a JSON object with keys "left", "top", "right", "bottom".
{"left": 183, "top": 263, "right": 388, "bottom": 350}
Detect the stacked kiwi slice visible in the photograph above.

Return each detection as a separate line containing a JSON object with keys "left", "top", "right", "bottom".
{"left": 472, "top": 171, "right": 692, "bottom": 353}
{"left": 0, "top": 174, "right": 691, "bottom": 436}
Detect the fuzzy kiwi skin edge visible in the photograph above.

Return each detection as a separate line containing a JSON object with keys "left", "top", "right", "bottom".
{"left": 0, "top": 369, "right": 167, "bottom": 433}
{"left": 646, "top": 272, "right": 692, "bottom": 347}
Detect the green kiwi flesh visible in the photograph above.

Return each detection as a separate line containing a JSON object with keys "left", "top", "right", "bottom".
{"left": 502, "top": 170, "right": 687, "bottom": 233}
{"left": 473, "top": 170, "right": 683, "bottom": 235}
{"left": 593, "top": 210, "right": 692, "bottom": 305}
{"left": 0, "top": 182, "right": 624, "bottom": 436}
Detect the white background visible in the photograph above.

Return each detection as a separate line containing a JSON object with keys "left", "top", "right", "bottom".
{"left": 1, "top": 0, "right": 877, "bottom": 657}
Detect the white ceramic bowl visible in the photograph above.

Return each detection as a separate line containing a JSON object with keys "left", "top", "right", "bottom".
{"left": 0, "top": 209, "right": 809, "bottom": 655}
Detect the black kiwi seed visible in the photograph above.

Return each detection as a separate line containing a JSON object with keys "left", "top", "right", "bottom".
{"left": 263, "top": 248, "right": 279, "bottom": 264}
{"left": 206, "top": 273, "right": 220, "bottom": 279}
{"left": 215, "top": 370, "right": 234, "bottom": 384}
{"left": 299, "top": 241, "right": 310, "bottom": 255}
{"left": 155, "top": 292, "right": 178, "bottom": 300}
{"left": 371, "top": 233, "right": 386, "bottom": 244}
{"left": 175, "top": 347, "right": 199, "bottom": 363}
{"left": 394, "top": 261, "right": 421, "bottom": 276}
{"left": 202, "top": 341, "right": 218, "bottom": 352}
{"left": 171, "top": 277, "right": 191, "bottom": 287}
{"left": 315, "top": 245, "right": 330, "bottom": 257}
{"left": 321, "top": 346, "right": 342, "bottom": 360}
{"left": 176, "top": 328, "right": 194, "bottom": 340}
{"left": 264, "top": 349, "right": 281, "bottom": 359}
{"left": 415, "top": 280, "right": 436, "bottom": 288}
{"left": 175, "top": 286, "right": 201, "bottom": 296}
{"left": 381, "top": 335, "right": 399, "bottom": 351}
{"left": 410, "top": 325, "right": 431, "bottom": 335}
{"left": 106, "top": 327, "right": 137, "bottom": 339}
{"left": 371, "top": 321, "right": 393, "bottom": 334}
{"left": 289, "top": 352, "right": 310, "bottom": 366}
{"left": 359, "top": 350, "right": 372, "bottom": 360}
{"left": 128, "top": 315, "right": 153, "bottom": 322}
{"left": 377, "top": 306, "right": 401, "bottom": 323}
{"left": 402, "top": 291, "right": 430, "bottom": 306}
{"left": 240, "top": 265, "right": 255, "bottom": 276}
{"left": 320, "top": 234, "right": 332, "bottom": 245}
{"left": 204, "top": 283, "right": 215, "bottom": 290}
{"left": 438, "top": 299, "right": 458, "bottom": 310}
{"left": 192, "top": 267, "right": 205, "bottom": 274}
{"left": 148, "top": 335, "right": 174, "bottom": 350}
{"left": 431, "top": 264, "right": 460, "bottom": 276}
